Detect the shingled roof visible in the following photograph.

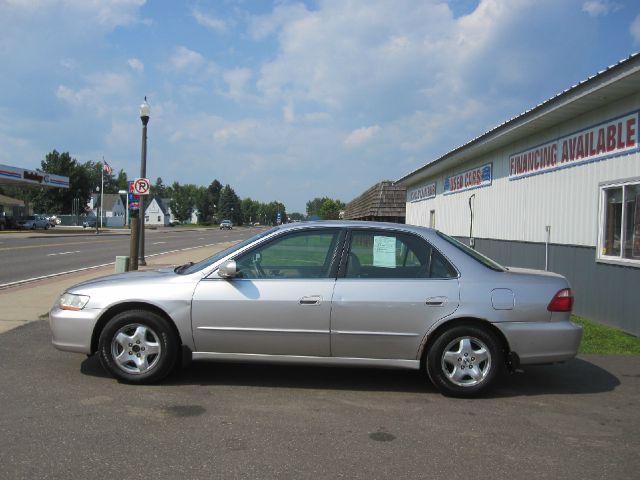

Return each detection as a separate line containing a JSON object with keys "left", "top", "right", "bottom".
{"left": 343, "top": 181, "right": 406, "bottom": 223}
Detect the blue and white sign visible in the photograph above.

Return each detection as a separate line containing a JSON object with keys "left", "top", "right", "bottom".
{"left": 408, "top": 182, "right": 436, "bottom": 203}
{"left": 444, "top": 164, "right": 492, "bottom": 195}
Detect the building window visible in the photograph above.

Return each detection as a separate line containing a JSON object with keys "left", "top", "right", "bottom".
{"left": 598, "top": 180, "right": 640, "bottom": 266}
{"left": 430, "top": 210, "right": 436, "bottom": 229}
{"left": 157, "top": 216, "right": 161, "bottom": 222}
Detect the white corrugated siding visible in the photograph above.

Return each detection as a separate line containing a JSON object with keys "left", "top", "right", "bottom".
{"left": 406, "top": 93, "right": 640, "bottom": 247}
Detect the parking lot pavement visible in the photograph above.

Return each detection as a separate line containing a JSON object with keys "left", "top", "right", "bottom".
{"left": 1, "top": 318, "right": 639, "bottom": 479}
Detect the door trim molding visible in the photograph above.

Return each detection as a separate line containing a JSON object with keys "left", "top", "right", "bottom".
{"left": 191, "top": 351, "right": 420, "bottom": 369}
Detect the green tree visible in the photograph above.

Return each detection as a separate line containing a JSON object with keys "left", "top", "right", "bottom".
{"left": 288, "top": 212, "right": 305, "bottom": 221}
{"left": 83, "top": 160, "right": 118, "bottom": 194}
{"left": 319, "top": 198, "right": 343, "bottom": 220}
{"left": 218, "top": 184, "right": 242, "bottom": 225}
{"left": 150, "top": 177, "right": 167, "bottom": 199}
{"left": 196, "top": 179, "right": 223, "bottom": 223}
{"left": 27, "top": 150, "right": 92, "bottom": 214}
{"left": 306, "top": 197, "right": 344, "bottom": 219}
{"left": 306, "top": 197, "right": 326, "bottom": 218}
{"left": 240, "top": 197, "right": 260, "bottom": 225}
{"left": 208, "top": 180, "right": 223, "bottom": 210}
{"left": 169, "top": 182, "right": 198, "bottom": 223}
{"left": 115, "top": 169, "right": 129, "bottom": 192}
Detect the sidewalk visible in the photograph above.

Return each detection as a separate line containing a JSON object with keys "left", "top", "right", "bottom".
{"left": 0, "top": 241, "right": 236, "bottom": 334}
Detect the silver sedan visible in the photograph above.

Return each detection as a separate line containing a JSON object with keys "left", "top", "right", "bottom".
{"left": 49, "top": 221, "right": 582, "bottom": 397}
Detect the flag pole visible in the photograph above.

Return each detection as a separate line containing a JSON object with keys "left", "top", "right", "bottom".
{"left": 101, "top": 156, "right": 105, "bottom": 229}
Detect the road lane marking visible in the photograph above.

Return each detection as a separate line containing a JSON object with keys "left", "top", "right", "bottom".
{"left": 152, "top": 241, "right": 166, "bottom": 245}
{"left": 47, "top": 250, "right": 81, "bottom": 256}
{"left": 0, "top": 239, "right": 118, "bottom": 252}
{"left": 0, "top": 241, "right": 237, "bottom": 290}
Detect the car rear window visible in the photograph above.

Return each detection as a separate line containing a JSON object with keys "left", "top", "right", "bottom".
{"left": 436, "top": 231, "right": 506, "bottom": 272}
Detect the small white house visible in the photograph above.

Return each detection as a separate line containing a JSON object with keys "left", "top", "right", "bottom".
{"left": 90, "top": 193, "right": 126, "bottom": 227}
{"left": 144, "top": 197, "right": 199, "bottom": 226}
{"left": 144, "top": 197, "right": 171, "bottom": 226}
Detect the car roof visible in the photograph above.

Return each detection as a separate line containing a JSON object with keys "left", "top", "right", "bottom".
{"left": 275, "top": 220, "right": 433, "bottom": 236}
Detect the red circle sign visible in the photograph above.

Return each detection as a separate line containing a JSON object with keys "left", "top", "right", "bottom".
{"left": 133, "top": 178, "right": 150, "bottom": 195}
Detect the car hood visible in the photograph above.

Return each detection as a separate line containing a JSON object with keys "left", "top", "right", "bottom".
{"left": 68, "top": 267, "right": 180, "bottom": 292}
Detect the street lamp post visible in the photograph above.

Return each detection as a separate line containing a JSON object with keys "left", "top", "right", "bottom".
{"left": 138, "top": 97, "right": 150, "bottom": 266}
{"left": 95, "top": 186, "right": 100, "bottom": 234}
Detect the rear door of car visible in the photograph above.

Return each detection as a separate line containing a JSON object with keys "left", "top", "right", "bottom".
{"left": 191, "top": 227, "right": 345, "bottom": 356}
{"left": 330, "top": 228, "right": 460, "bottom": 360}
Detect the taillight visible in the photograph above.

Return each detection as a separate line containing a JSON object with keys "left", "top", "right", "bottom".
{"left": 547, "top": 288, "right": 573, "bottom": 312}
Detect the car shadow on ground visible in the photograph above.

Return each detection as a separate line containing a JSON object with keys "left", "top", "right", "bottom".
{"left": 80, "top": 355, "right": 620, "bottom": 397}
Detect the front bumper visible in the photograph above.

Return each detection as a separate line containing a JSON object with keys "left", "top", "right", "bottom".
{"left": 49, "top": 307, "right": 102, "bottom": 354}
{"left": 495, "top": 320, "right": 582, "bottom": 365}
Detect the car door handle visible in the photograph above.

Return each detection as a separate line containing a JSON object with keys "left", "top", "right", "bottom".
{"left": 299, "top": 295, "right": 322, "bottom": 305}
{"left": 425, "top": 296, "right": 447, "bottom": 306}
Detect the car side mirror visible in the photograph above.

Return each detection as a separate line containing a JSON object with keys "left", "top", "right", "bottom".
{"left": 218, "top": 260, "right": 238, "bottom": 278}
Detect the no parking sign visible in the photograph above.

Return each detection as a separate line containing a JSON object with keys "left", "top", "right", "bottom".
{"left": 132, "top": 178, "right": 150, "bottom": 195}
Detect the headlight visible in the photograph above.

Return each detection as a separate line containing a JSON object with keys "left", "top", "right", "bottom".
{"left": 58, "top": 293, "right": 90, "bottom": 311}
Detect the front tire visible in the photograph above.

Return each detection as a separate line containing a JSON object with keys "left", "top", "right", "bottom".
{"left": 426, "top": 324, "right": 504, "bottom": 397}
{"left": 98, "top": 309, "right": 178, "bottom": 384}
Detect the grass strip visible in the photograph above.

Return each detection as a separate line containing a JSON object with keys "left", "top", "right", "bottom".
{"left": 573, "top": 315, "right": 640, "bottom": 355}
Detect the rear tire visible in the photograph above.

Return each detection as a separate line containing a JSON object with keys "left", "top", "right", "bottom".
{"left": 98, "top": 309, "right": 178, "bottom": 384}
{"left": 426, "top": 324, "right": 504, "bottom": 397}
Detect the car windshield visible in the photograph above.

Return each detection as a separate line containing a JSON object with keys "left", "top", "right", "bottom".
{"left": 436, "top": 231, "right": 506, "bottom": 272}
{"left": 178, "top": 227, "right": 278, "bottom": 275}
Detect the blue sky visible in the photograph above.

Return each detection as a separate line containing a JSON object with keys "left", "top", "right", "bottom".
{"left": 1, "top": 0, "right": 639, "bottom": 212}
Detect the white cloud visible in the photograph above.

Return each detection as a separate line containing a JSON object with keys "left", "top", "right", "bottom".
{"left": 344, "top": 125, "right": 381, "bottom": 147}
{"left": 1, "top": 0, "right": 147, "bottom": 28}
{"left": 581, "top": 1, "right": 622, "bottom": 17}
{"left": 283, "top": 100, "right": 295, "bottom": 123}
{"left": 127, "top": 58, "right": 144, "bottom": 73}
{"left": 167, "top": 46, "right": 204, "bottom": 71}
{"left": 249, "top": 2, "right": 309, "bottom": 40}
{"left": 192, "top": 8, "right": 226, "bottom": 33}
{"left": 56, "top": 72, "right": 133, "bottom": 114}
{"left": 222, "top": 67, "right": 253, "bottom": 100}
{"left": 631, "top": 14, "right": 640, "bottom": 44}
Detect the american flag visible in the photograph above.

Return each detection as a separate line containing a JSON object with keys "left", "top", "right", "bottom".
{"left": 103, "top": 161, "right": 112, "bottom": 175}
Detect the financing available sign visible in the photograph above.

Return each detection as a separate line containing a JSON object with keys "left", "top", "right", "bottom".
{"left": 444, "top": 164, "right": 492, "bottom": 195}
{"left": 509, "top": 112, "right": 638, "bottom": 180}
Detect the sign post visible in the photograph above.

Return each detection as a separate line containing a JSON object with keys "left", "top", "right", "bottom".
{"left": 127, "top": 178, "right": 149, "bottom": 271}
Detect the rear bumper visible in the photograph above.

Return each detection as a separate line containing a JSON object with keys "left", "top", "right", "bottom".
{"left": 494, "top": 320, "right": 582, "bottom": 365}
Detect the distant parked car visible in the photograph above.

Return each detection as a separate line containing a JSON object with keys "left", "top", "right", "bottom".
{"left": 220, "top": 220, "right": 233, "bottom": 230}
{"left": 36, "top": 214, "right": 60, "bottom": 228}
{"left": 17, "top": 215, "right": 50, "bottom": 230}
{"left": 49, "top": 221, "right": 582, "bottom": 397}
{"left": 82, "top": 216, "right": 97, "bottom": 228}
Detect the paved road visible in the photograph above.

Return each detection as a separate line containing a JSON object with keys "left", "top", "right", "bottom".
{"left": 0, "top": 227, "right": 261, "bottom": 285}
{"left": 0, "top": 320, "right": 639, "bottom": 479}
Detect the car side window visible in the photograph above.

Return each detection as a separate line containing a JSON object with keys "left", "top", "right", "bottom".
{"left": 235, "top": 229, "right": 341, "bottom": 279}
{"left": 345, "top": 230, "right": 456, "bottom": 279}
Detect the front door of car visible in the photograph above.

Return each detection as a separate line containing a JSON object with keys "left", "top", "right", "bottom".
{"left": 331, "top": 229, "right": 460, "bottom": 360}
{"left": 191, "top": 228, "right": 344, "bottom": 356}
